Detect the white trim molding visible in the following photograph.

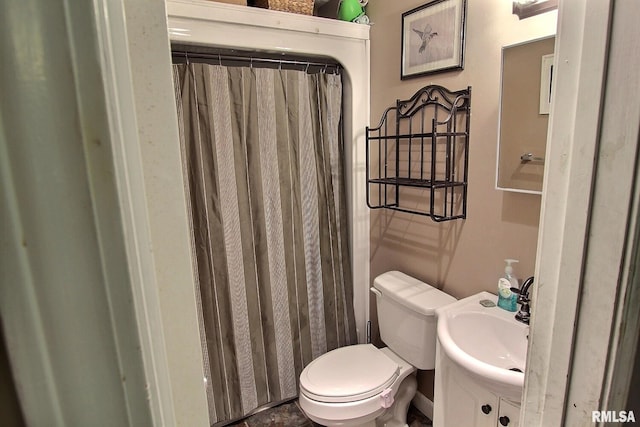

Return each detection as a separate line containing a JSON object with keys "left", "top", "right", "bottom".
{"left": 522, "top": 0, "right": 612, "bottom": 424}
{"left": 0, "top": 0, "right": 164, "bottom": 424}
{"left": 523, "top": 0, "right": 640, "bottom": 425}
{"left": 412, "top": 390, "right": 434, "bottom": 421}
{"left": 94, "top": 0, "right": 177, "bottom": 424}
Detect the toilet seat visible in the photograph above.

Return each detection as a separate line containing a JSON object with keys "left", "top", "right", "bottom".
{"left": 300, "top": 344, "right": 399, "bottom": 403}
{"left": 299, "top": 345, "right": 417, "bottom": 426}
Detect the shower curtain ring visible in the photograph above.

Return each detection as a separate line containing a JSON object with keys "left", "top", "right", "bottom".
{"left": 305, "top": 62, "right": 310, "bottom": 73}
{"left": 218, "top": 54, "right": 222, "bottom": 66}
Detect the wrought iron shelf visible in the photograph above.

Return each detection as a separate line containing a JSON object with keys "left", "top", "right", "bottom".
{"left": 368, "top": 177, "right": 467, "bottom": 190}
{"left": 366, "top": 85, "right": 471, "bottom": 222}
{"left": 367, "top": 131, "right": 469, "bottom": 141}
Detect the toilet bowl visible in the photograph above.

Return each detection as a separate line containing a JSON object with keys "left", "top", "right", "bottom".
{"left": 299, "top": 271, "right": 456, "bottom": 426}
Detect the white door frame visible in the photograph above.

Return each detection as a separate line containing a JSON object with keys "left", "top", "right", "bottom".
{"left": 7, "top": 0, "right": 639, "bottom": 425}
{"left": 522, "top": 0, "right": 640, "bottom": 425}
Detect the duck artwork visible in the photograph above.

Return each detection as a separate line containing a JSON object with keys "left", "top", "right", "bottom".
{"left": 413, "top": 23, "right": 438, "bottom": 54}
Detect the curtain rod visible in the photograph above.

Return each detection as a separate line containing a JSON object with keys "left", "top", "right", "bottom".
{"left": 172, "top": 50, "right": 341, "bottom": 72}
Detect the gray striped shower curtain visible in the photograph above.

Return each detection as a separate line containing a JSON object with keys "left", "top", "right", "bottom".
{"left": 173, "top": 63, "right": 356, "bottom": 424}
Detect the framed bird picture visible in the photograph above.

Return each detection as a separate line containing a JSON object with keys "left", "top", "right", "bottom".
{"left": 401, "top": 0, "right": 467, "bottom": 79}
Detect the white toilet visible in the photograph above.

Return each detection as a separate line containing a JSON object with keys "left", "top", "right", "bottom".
{"left": 299, "top": 271, "right": 456, "bottom": 427}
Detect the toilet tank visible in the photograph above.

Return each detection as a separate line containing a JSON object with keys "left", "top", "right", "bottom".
{"left": 372, "top": 271, "right": 456, "bottom": 370}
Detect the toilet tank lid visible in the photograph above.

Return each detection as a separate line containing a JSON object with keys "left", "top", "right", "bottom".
{"left": 373, "top": 271, "right": 456, "bottom": 316}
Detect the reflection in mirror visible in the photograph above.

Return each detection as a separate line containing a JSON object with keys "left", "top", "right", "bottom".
{"left": 496, "top": 36, "right": 555, "bottom": 194}
{"left": 512, "top": 0, "right": 558, "bottom": 20}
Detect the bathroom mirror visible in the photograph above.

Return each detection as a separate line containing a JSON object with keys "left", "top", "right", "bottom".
{"left": 496, "top": 36, "right": 555, "bottom": 194}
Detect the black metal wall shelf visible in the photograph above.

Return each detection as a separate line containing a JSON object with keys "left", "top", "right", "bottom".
{"left": 366, "top": 85, "right": 471, "bottom": 222}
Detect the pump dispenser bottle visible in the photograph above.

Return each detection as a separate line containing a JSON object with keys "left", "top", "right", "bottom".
{"left": 497, "top": 259, "right": 519, "bottom": 312}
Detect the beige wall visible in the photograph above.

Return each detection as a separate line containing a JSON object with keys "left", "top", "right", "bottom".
{"left": 366, "top": 0, "right": 556, "bottom": 397}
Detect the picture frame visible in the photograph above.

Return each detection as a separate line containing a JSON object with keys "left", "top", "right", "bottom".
{"left": 401, "top": 0, "right": 467, "bottom": 80}
{"left": 539, "top": 53, "right": 554, "bottom": 114}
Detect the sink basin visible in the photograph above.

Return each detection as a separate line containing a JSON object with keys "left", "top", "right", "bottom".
{"left": 436, "top": 291, "right": 529, "bottom": 400}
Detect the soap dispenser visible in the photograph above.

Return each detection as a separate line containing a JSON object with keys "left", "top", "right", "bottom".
{"left": 497, "top": 259, "right": 519, "bottom": 312}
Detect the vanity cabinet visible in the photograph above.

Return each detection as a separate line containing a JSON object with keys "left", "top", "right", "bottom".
{"left": 496, "top": 399, "right": 520, "bottom": 427}
{"left": 434, "top": 345, "right": 521, "bottom": 427}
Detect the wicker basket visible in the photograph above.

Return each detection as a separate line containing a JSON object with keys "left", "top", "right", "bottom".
{"left": 253, "top": 0, "right": 314, "bottom": 15}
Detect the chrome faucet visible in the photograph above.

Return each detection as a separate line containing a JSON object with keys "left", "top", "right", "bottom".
{"left": 511, "top": 276, "right": 534, "bottom": 325}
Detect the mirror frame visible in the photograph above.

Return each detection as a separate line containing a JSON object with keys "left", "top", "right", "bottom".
{"left": 495, "top": 35, "right": 555, "bottom": 195}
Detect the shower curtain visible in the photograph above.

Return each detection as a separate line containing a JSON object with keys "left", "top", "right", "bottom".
{"left": 173, "top": 63, "right": 356, "bottom": 424}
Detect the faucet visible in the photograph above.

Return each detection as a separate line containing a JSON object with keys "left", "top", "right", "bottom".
{"left": 511, "top": 276, "right": 534, "bottom": 325}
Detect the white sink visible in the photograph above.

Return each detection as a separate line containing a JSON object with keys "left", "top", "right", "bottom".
{"left": 436, "top": 291, "right": 529, "bottom": 401}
